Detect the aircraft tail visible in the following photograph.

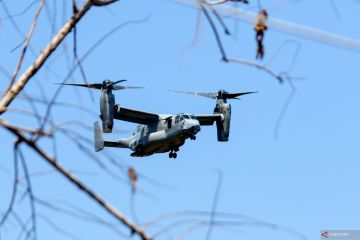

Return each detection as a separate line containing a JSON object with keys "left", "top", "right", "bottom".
{"left": 94, "top": 121, "right": 104, "bottom": 152}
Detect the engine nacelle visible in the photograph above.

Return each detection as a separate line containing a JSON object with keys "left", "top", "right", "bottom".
{"left": 100, "top": 91, "right": 115, "bottom": 133}
{"left": 214, "top": 103, "right": 231, "bottom": 142}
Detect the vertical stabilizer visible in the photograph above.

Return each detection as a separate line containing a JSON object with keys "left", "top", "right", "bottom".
{"left": 94, "top": 121, "right": 104, "bottom": 152}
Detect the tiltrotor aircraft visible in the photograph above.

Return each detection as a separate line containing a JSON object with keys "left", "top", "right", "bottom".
{"left": 57, "top": 80, "right": 256, "bottom": 158}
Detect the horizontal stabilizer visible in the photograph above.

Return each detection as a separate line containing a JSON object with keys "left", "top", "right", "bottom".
{"left": 104, "top": 140, "right": 129, "bottom": 148}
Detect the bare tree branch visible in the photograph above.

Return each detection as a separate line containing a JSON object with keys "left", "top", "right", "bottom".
{"left": 0, "top": 0, "right": 117, "bottom": 115}
{"left": 204, "top": 170, "right": 223, "bottom": 240}
{"left": 0, "top": 119, "right": 152, "bottom": 240}
{"left": 227, "top": 57, "right": 284, "bottom": 83}
{"left": 35, "top": 198, "right": 128, "bottom": 238}
{"left": 0, "top": 0, "right": 40, "bottom": 21}
{"left": 38, "top": 16, "right": 149, "bottom": 134}
{"left": 91, "top": 0, "right": 119, "bottom": 7}
{"left": 37, "top": 214, "right": 82, "bottom": 240}
{"left": 199, "top": 1, "right": 228, "bottom": 61}
{"left": 206, "top": 4, "right": 230, "bottom": 35}
{"left": 191, "top": 1, "right": 285, "bottom": 82}
{"left": 0, "top": 143, "right": 20, "bottom": 228}
{"left": 5, "top": 0, "right": 46, "bottom": 92}
{"left": 273, "top": 73, "right": 297, "bottom": 139}
{"left": 17, "top": 147, "right": 38, "bottom": 240}
{"left": 143, "top": 210, "right": 259, "bottom": 230}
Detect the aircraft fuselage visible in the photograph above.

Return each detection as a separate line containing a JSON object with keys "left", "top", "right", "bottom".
{"left": 107, "top": 113, "right": 201, "bottom": 158}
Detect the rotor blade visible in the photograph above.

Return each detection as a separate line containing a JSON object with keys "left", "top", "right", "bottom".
{"left": 169, "top": 90, "right": 218, "bottom": 99}
{"left": 223, "top": 91, "right": 257, "bottom": 98}
{"left": 112, "top": 85, "right": 143, "bottom": 90}
{"left": 53, "top": 82, "right": 102, "bottom": 89}
{"left": 108, "top": 79, "right": 127, "bottom": 87}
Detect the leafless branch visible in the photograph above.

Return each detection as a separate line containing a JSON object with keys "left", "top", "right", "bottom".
{"left": 143, "top": 210, "right": 259, "bottom": 229}
{"left": 205, "top": 0, "right": 228, "bottom": 5}
{"left": 72, "top": 0, "right": 94, "bottom": 101}
{"left": 199, "top": 1, "right": 228, "bottom": 61}
{"left": 91, "top": 0, "right": 119, "bottom": 7}
{"left": 0, "top": 0, "right": 118, "bottom": 115}
{"left": 38, "top": 16, "right": 149, "bottom": 133}
{"left": 35, "top": 198, "right": 128, "bottom": 238}
{"left": 273, "top": 73, "right": 297, "bottom": 139}
{"left": 206, "top": 4, "right": 230, "bottom": 35}
{"left": 0, "top": 119, "right": 152, "bottom": 240}
{"left": 168, "top": 219, "right": 305, "bottom": 240}
{"left": 0, "top": 93, "right": 98, "bottom": 117}
{"left": 204, "top": 170, "right": 223, "bottom": 240}
{"left": 17, "top": 169, "right": 97, "bottom": 183}
{"left": 17, "top": 147, "right": 38, "bottom": 240}
{"left": 227, "top": 57, "right": 284, "bottom": 83}
{"left": 0, "top": 143, "right": 20, "bottom": 228}
{"left": 0, "top": 0, "right": 40, "bottom": 21}
{"left": 264, "top": 40, "right": 302, "bottom": 138}
{"left": 37, "top": 214, "right": 82, "bottom": 240}
{"left": 330, "top": 0, "right": 342, "bottom": 21}
{"left": 191, "top": 0, "right": 285, "bottom": 82}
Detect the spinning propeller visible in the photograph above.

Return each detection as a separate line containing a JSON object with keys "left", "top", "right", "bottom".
{"left": 169, "top": 89, "right": 257, "bottom": 100}
{"left": 55, "top": 79, "right": 142, "bottom": 133}
{"left": 54, "top": 79, "right": 143, "bottom": 91}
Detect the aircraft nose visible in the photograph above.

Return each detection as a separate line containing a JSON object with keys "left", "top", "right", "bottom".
{"left": 184, "top": 119, "right": 200, "bottom": 133}
{"left": 192, "top": 124, "right": 200, "bottom": 133}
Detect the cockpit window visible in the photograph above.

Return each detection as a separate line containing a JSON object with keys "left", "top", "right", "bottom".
{"left": 176, "top": 113, "right": 196, "bottom": 122}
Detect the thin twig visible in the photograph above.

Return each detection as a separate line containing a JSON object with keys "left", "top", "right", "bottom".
{"left": 199, "top": 1, "right": 228, "bottom": 61}
{"left": 37, "top": 16, "right": 150, "bottom": 134}
{"left": 176, "top": 220, "right": 306, "bottom": 240}
{"left": 0, "top": 143, "right": 20, "bottom": 228}
{"left": 273, "top": 73, "right": 297, "bottom": 139}
{"left": 72, "top": 0, "right": 94, "bottom": 101}
{"left": 17, "top": 146, "right": 38, "bottom": 240}
{"left": 37, "top": 214, "right": 82, "bottom": 240}
{"left": 227, "top": 57, "right": 283, "bottom": 83}
{"left": 5, "top": 0, "right": 46, "bottom": 92}
{"left": 0, "top": 119, "right": 151, "bottom": 240}
{"left": 207, "top": 3, "right": 230, "bottom": 35}
{"left": 144, "top": 210, "right": 259, "bottom": 229}
{"left": 204, "top": 170, "right": 223, "bottom": 240}
{"left": 330, "top": 0, "right": 342, "bottom": 21}
{"left": 0, "top": 0, "right": 118, "bottom": 115}
{"left": 0, "top": 0, "right": 40, "bottom": 20}
{"left": 35, "top": 198, "right": 128, "bottom": 237}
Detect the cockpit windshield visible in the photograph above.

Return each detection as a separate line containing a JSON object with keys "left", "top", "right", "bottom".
{"left": 189, "top": 114, "right": 196, "bottom": 120}
{"left": 175, "top": 113, "right": 197, "bottom": 123}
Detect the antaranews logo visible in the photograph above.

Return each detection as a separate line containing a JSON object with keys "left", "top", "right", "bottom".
{"left": 320, "top": 230, "right": 360, "bottom": 240}
{"left": 321, "top": 231, "right": 329, "bottom": 239}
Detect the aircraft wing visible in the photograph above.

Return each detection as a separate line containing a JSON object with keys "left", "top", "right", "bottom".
{"left": 114, "top": 106, "right": 160, "bottom": 124}
{"left": 195, "top": 114, "right": 223, "bottom": 126}
{"left": 104, "top": 140, "right": 129, "bottom": 148}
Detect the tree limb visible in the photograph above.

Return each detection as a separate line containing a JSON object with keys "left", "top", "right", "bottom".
{"left": 0, "top": 119, "right": 152, "bottom": 240}
{"left": 0, "top": 0, "right": 117, "bottom": 115}
{"left": 91, "top": 0, "right": 119, "bottom": 7}
{"left": 227, "top": 57, "right": 284, "bottom": 83}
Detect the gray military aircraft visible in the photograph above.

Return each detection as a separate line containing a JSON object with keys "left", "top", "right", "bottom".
{"left": 57, "top": 80, "right": 256, "bottom": 158}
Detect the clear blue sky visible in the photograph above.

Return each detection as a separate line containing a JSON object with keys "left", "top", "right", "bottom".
{"left": 1, "top": 0, "right": 359, "bottom": 239}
